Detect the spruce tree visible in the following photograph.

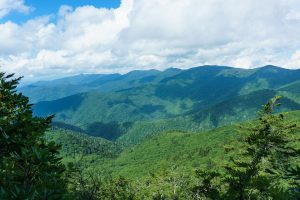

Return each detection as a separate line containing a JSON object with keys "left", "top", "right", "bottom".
{"left": 192, "top": 96, "right": 300, "bottom": 199}
{"left": 224, "top": 96, "right": 299, "bottom": 199}
{"left": 0, "top": 73, "right": 69, "bottom": 199}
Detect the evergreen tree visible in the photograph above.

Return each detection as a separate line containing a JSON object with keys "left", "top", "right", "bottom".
{"left": 192, "top": 96, "right": 300, "bottom": 199}
{"left": 191, "top": 169, "right": 222, "bottom": 199}
{"left": 0, "top": 73, "right": 69, "bottom": 199}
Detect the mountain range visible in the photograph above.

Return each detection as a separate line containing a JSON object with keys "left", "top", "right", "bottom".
{"left": 17, "top": 64, "right": 300, "bottom": 196}
{"left": 19, "top": 65, "right": 300, "bottom": 144}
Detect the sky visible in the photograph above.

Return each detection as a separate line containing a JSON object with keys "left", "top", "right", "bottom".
{"left": 0, "top": 0, "right": 300, "bottom": 81}
{"left": 0, "top": 0, "right": 121, "bottom": 23}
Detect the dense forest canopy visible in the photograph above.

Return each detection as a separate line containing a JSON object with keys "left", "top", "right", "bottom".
{"left": 1, "top": 68, "right": 300, "bottom": 199}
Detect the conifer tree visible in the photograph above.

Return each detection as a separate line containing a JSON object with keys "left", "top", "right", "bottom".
{"left": 192, "top": 96, "right": 300, "bottom": 199}
{"left": 0, "top": 73, "right": 69, "bottom": 199}
{"left": 224, "top": 96, "right": 299, "bottom": 199}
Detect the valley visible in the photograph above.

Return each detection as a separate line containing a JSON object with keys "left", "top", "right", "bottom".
{"left": 3, "top": 65, "right": 300, "bottom": 199}
{"left": 21, "top": 65, "right": 300, "bottom": 144}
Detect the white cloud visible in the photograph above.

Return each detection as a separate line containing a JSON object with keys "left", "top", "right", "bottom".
{"left": 287, "top": 50, "right": 300, "bottom": 68}
{"left": 0, "top": 0, "right": 30, "bottom": 18}
{"left": 0, "top": 0, "right": 300, "bottom": 81}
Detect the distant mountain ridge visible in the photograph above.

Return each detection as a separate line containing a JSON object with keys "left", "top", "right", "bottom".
{"left": 24, "top": 65, "right": 300, "bottom": 143}
{"left": 19, "top": 68, "right": 182, "bottom": 103}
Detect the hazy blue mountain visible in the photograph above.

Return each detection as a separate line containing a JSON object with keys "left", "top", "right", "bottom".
{"left": 19, "top": 74, "right": 121, "bottom": 103}
{"left": 19, "top": 68, "right": 182, "bottom": 103}
{"left": 32, "top": 65, "right": 300, "bottom": 142}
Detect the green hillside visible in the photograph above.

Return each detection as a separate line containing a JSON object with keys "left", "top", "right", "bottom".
{"left": 45, "top": 128, "right": 123, "bottom": 160}
{"left": 37, "top": 107, "right": 300, "bottom": 199}
{"left": 32, "top": 66, "right": 300, "bottom": 143}
{"left": 6, "top": 66, "right": 300, "bottom": 199}
{"left": 118, "top": 89, "right": 300, "bottom": 144}
{"left": 111, "top": 110, "right": 300, "bottom": 178}
{"left": 37, "top": 89, "right": 300, "bottom": 144}
{"left": 104, "top": 127, "right": 239, "bottom": 178}
{"left": 278, "top": 80, "right": 300, "bottom": 103}
{"left": 47, "top": 110, "right": 300, "bottom": 179}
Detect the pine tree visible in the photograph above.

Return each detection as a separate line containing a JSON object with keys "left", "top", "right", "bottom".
{"left": 192, "top": 96, "right": 300, "bottom": 199}
{"left": 0, "top": 73, "right": 69, "bottom": 199}
{"left": 224, "top": 96, "right": 300, "bottom": 199}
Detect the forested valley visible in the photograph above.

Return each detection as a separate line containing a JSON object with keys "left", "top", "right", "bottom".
{"left": 1, "top": 66, "right": 300, "bottom": 199}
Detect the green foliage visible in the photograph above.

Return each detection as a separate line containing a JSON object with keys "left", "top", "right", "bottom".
{"left": 0, "top": 73, "right": 69, "bottom": 199}
{"left": 99, "top": 177, "right": 137, "bottom": 200}
{"left": 43, "top": 109, "right": 300, "bottom": 199}
{"left": 45, "top": 128, "right": 123, "bottom": 158}
{"left": 191, "top": 169, "right": 222, "bottom": 199}
{"left": 31, "top": 66, "right": 300, "bottom": 144}
{"left": 13, "top": 65, "right": 300, "bottom": 198}
{"left": 192, "top": 96, "right": 300, "bottom": 199}
{"left": 69, "top": 171, "right": 137, "bottom": 200}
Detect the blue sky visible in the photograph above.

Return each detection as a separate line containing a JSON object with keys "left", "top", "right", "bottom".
{"left": 0, "top": 0, "right": 121, "bottom": 23}
{"left": 0, "top": 0, "right": 300, "bottom": 81}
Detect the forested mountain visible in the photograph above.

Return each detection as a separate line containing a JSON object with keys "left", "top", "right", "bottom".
{"left": 28, "top": 65, "right": 300, "bottom": 143}
{"left": 44, "top": 109, "right": 300, "bottom": 199}
{"left": 106, "top": 109, "right": 300, "bottom": 178}
{"left": 3, "top": 0, "right": 300, "bottom": 197}
{"left": 3, "top": 66, "right": 300, "bottom": 199}
{"left": 19, "top": 68, "right": 182, "bottom": 103}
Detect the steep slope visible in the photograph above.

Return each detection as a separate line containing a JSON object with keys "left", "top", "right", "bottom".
{"left": 277, "top": 80, "right": 300, "bottom": 103}
{"left": 117, "top": 90, "right": 300, "bottom": 144}
{"left": 156, "top": 65, "right": 300, "bottom": 109}
{"left": 33, "top": 66, "right": 300, "bottom": 142}
{"left": 34, "top": 88, "right": 300, "bottom": 144}
{"left": 68, "top": 110, "right": 300, "bottom": 178}
{"left": 188, "top": 89, "right": 300, "bottom": 126}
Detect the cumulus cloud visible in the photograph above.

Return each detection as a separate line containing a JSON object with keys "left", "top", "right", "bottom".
{"left": 0, "top": 0, "right": 30, "bottom": 18}
{"left": 0, "top": 0, "right": 300, "bottom": 81}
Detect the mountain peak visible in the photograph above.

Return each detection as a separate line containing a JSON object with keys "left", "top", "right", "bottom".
{"left": 261, "top": 65, "right": 284, "bottom": 70}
